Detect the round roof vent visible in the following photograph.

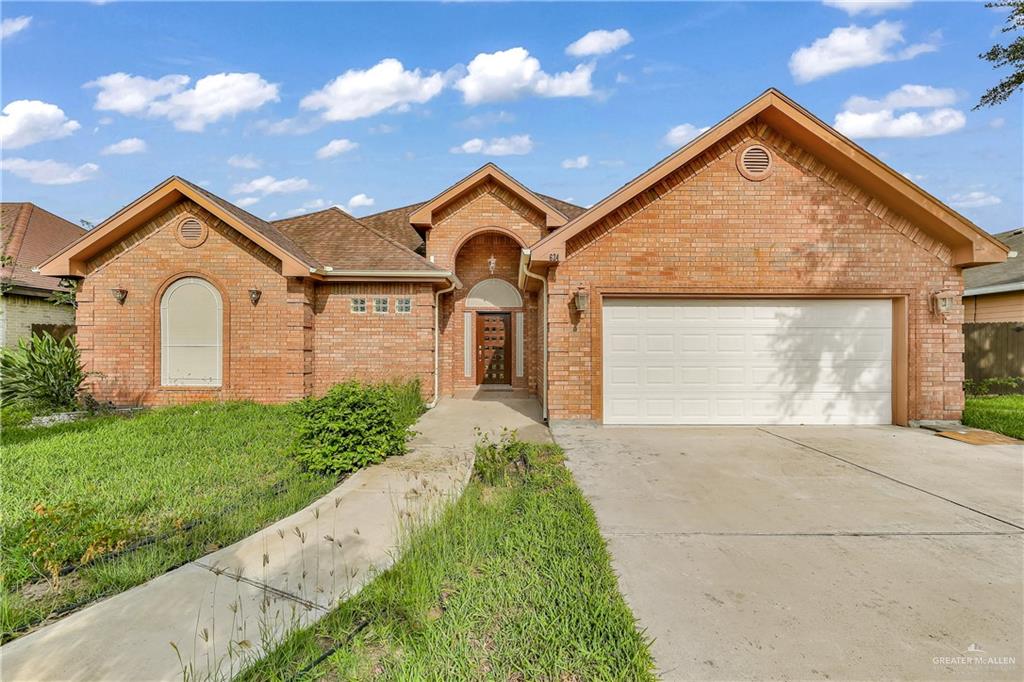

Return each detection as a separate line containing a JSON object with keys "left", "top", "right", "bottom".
{"left": 176, "top": 216, "right": 208, "bottom": 247}
{"left": 737, "top": 143, "right": 772, "bottom": 181}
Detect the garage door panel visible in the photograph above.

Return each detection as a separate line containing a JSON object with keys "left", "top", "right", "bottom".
{"left": 603, "top": 299, "right": 892, "bottom": 425}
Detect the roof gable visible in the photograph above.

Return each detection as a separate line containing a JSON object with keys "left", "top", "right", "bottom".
{"left": 530, "top": 89, "right": 1007, "bottom": 268}
{"left": 409, "top": 164, "right": 569, "bottom": 229}
{"left": 37, "top": 177, "right": 319, "bottom": 277}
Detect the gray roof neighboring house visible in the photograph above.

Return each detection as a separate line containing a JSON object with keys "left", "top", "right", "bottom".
{"left": 964, "top": 228, "right": 1024, "bottom": 296}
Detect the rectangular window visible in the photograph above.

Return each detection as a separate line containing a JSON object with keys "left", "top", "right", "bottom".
{"left": 351, "top": 297, "right": 366, "bottom": 313}
{"left": 396, "top": 297, "right": 412, "bottom": 314}
{"left": 373, "top": 297, "right": 389, "bottom": 314}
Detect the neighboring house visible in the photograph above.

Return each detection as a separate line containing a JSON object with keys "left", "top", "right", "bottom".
{"left": 963, "top": 228, "right": 1023, "bottom": 322}
{"left": 38, "top": 89, "right": 1007, "bottom": 424}
{"left": 1, "top": 203, "right": 87, "bottom": 347}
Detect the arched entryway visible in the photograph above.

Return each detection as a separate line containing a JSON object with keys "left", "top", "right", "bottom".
{"left": 441, "top": 231, "right": 538, "bottom": 395}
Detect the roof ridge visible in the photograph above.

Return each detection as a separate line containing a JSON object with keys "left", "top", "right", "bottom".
{"left": 359, "top": 200, "right": 428, "bottom": 220}
{"left": 4, "top": 202, "right": 34, "bottom": 266}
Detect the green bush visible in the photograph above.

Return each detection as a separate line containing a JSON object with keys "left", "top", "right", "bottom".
{"left": 964, "top": 376, "right": 1024, "bottom": 396}
{"left": 0, "top": 402, "right": 32, "bottom": 430}
{"left": 0, "top": 333, "right": 85, "bottom": 411}
{"left": 294, "top": 380, "right": 424, "bottom": 476}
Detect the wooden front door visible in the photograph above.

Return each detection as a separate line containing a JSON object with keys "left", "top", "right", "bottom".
{"left": 476, "top": 312, "right": 512, "bottom": 385}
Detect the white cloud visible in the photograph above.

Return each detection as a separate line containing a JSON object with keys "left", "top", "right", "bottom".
{"left": 788, "top": 21, "right": 938, "bottom": 83}
{"left": 989, "top": 117, "right": 1006, "bottom": 129}
{"left": 0, "top": 100, "right": 80, "bottom": 149}
{"left": 101, "top": 137, "right": 146, "bottom": 155}
{"left": 842, "top": 84, "right": 957, "bottom": 112}
{"left": 369, "top": 123, "right": 396, "bottom": 134}
{"left": 561, "top": 155, "right": 590, "bottom": 169}
{"left": 236, "top": 196, "right": 260, "bottom": 208}
{"left": 254, "top": 116, "right": 322, "bottom": 136}
{"left": 456, "top": 48, "right": 594, "bottom": 105}
{"left": 948, "top": 191, "right": 1001, "bottom": 209}
{"left": 901, "top": 172, "right": 926, "bottom": 182}
{"left": 1, "top": 158, "right": 99, "bottom": 185}
{"left": 566, "top": 28, "right": 633, "bottom": 57}
{"left": 450, "top": 134, "right": 533, "bottom": 156}
{"left": 834, "top": 107, "right": 965, "bottom": 138}
{"left": 301, "top": 59, "right": 444, "bottom": 122}
{"left": 231, "top": 175, "right": 311, "bottom": 196}
{"left": 822, "top": 0, "right": 913, "bottom": 15}
{"left": 287, "top": 198, "right": 334, "bottom": 216}
{"left": 663, "top": 123, "right": 709, "bottom": 147}
{"left": 1, "top": 16, "right": 32, "bottom": 40}
{"left": 346, "top": 193, "right": 375, "bottom": 212}
{"left": 227, "top": 154, "right": 261, "bottom": 169}
{"left": 459, "top": 111, "right": 515, "bottom": 129}
{"left": 86, "top": 72, "right": 279, "bottom": 131}
{"left": 316, "top": 138, "right": 359, "bottom": 160}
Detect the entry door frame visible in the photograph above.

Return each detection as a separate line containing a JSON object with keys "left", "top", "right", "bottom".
{"left": 590, "top": 289, "right": 910, "bottom": 426}
{"left": 475, "top": 311, "right": 514, "bottom": 385}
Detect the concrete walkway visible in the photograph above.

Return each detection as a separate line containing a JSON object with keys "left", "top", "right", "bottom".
{"left": 1, "top": 398, "right": 545, "bottom": 682}
{"left": 555, "top": 422, "right": 1023, "bottom": 681}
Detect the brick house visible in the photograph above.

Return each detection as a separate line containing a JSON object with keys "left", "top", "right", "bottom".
{"left": 1, "top": 202, "right": 86, "bottom": 347}
{"left": 39, "top": 90, "right": 1006, "bottom": 424}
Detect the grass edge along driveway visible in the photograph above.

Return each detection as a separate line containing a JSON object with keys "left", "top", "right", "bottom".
{"left": 963, "top": 395, "right": 1024, "bottom": 440}
{"left": 239, "top": 434, "right": 656, "bottom": 681}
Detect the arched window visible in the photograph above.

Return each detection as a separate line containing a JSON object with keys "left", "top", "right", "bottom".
{"left": 465, "top": 278, "right": 523, "bottom": 308}
{"left": 160, "top": 277, "right": 222, "bottom": 386}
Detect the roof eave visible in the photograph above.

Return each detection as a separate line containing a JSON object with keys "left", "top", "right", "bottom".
{"left": 964, "top": 281, "right": 1024, "bottom": 297}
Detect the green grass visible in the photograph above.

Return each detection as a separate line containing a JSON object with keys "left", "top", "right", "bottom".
{"left": 1, "top": 402, "right": 338, "bottom": 641}
{"left": 239, "top": 436, "right": 656, "bottom": 682}
{"left": 963, "top": 395, "right": 1024, "bottom": 440}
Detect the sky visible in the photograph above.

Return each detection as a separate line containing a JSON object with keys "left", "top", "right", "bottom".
{"left": 1, "top": 1, "right": 1020, "bottom": 234}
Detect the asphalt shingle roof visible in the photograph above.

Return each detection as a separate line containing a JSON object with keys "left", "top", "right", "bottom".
{"left": 271, "top": 207, "right": 443, "bottom": 272}
{"left": 1, "top": 202, "right": 86, "bottom": 292}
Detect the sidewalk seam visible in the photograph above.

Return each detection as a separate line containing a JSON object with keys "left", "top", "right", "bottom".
{"left": 192, "top": 561, "right": 327, "bottom": 612}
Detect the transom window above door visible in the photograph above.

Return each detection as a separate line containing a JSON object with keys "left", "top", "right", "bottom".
{"left": 466, "top": 279, "right": 522, "bottom": 308}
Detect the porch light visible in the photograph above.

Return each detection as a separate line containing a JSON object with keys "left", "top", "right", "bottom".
{"left": 110, "top": 288, "right": 128, "bottom": 305}
{"left": 488, "top": 254, "right": 497, "bottom": 275}
{"left": 930, "top": 290, "right": 957, "bottom": 318}
{"left": 249, "top": 289, "right": 263, "bottom": 306}
{"left": 573, "top": 288, "right": 590, "bottom": 312}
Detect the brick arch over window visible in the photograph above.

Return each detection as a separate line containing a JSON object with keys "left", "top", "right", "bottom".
{"left": 157, "top": 275, "right": 225, "bottom": 387}
{"left": 449, "top": 225, "right": 528, "bottom": 264}
{"left": 466, "top": 278, "right": 523, "bottom": 309}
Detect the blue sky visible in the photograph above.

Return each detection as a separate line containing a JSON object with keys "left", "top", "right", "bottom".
{"left": 1, "top": 1, "right": 1020, "bottom": 233}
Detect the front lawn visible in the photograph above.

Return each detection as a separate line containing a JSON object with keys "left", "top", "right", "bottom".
{"left": 240, "top": 435, "right": 656, "bottom": 681}
{"left": 963, "top": 395, "right": 1024, "bottom": 440}
{"left": 1, "top": 402, "right": 337, "bottom": 641}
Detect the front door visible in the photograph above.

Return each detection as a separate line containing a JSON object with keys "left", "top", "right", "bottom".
{"left": 476, "top": 312, "right": 512, "bottom": 385}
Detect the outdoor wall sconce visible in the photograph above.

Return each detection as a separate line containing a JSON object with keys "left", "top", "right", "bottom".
{"left": 573, "top": 287, "right": 590, "bottom": 313}
{"left": 930, "top": 290, "right": 958, "bottom": 318}
{"left": 249, "top": 289, "right": 262, "bottom": 306}
{"left": 110, "top": 288, "right": 128, "bottom": 305}
{"left": 487, "top": 254, "right": 497, "bottom": 275}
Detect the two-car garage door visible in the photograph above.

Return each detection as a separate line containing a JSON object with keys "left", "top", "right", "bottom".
{"left": 602, "top": 299, "right": 893, "bottom": 425}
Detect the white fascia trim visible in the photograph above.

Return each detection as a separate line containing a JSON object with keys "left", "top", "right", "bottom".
{"left": 964, "top": 281, "right": 1024, "bottom": 297}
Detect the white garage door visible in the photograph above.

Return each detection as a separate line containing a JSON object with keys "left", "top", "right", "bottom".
{"left": 603, "top": 299, "right": 892, "bottom": 425}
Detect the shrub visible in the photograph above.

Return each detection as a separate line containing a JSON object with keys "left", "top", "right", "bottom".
{"left": 294, "top": 380, "right": 424, "bottom": 476}
{"left": 0, "top": 333, "right": 85, "bottom": 411}
{"left": 964, "top": 376, "right": 1024, "bottom": 396}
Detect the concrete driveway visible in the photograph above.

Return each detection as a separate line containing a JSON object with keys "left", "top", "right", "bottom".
{"left": 553, "top": 423, "right": 1023, "bottom": 681}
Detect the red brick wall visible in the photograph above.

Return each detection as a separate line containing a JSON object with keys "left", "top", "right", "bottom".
{"left": 426, "top": 182, "right": 545, "bottom": 397}
{"left": 547, "top": 120, "right": 966, "bottom": 422}
{"left": 312, "top": 282, "right": 435, "bottom": 398}
{"left": 78, "top": 200, "right": 308, "bottom": 405}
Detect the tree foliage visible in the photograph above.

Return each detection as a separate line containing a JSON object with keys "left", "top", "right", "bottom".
{"left": 976, "top": 0, "right": 1024, "bottom": 108}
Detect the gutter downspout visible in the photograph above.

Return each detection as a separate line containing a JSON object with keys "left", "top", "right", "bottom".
{"left": 427, "top": 275, "right": 462, "bottom": 409}
{"left": 519, "top": 249, "right": 548, "bottom": 421}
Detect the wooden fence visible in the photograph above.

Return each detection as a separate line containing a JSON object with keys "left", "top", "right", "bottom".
{"left": 963, "top": 322, "right": 1024, "bottom": 380}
